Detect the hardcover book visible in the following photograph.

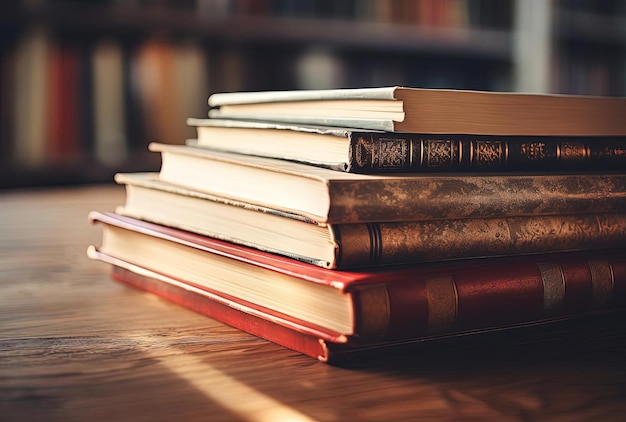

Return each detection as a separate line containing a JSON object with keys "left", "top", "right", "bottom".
{"left": 207, "top": 86, "right": 626, "bottom": 136}
{"left": 148, "top": 143, "right": 626, "bottom": 224}
{"left": 187, "top": 118, "right": 626, "bottom": 173}
{"left": 88, "top": 212, "right": 626, "bottom": 362}
{"left": 116, "top": 172, "right": 626, "bottom": 269}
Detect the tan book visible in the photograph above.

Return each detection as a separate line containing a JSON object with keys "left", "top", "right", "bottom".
{"left": 13, "top": 27, "right": 49, "bottom": 167}
{"left": 92, "top": 39, "right": 127, "bottom": 166}
{"left": 148, "top": 142, "right": 626, "bottom": 224}
{"left": 207, "top": 86, "right": 626, "bottom": 136}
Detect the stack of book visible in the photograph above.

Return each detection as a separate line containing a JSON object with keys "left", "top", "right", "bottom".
{"left": 88, "top": 86, "right": 626, "bottom": 363}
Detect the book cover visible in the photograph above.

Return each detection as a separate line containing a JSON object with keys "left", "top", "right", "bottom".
{"left": 207, "top": 86, "right": 626, "bottom": 136}
{"left": 88, "top": 211, "right": 626, "bottom": 356}
{"left": 88, "top": 214, "right": 626, "bottom": 361}
{"left": 187, "top": 118, "right": 626, "bottom": 173}
{"left": 116, "top": 172, "right": 626, "bottom": 269}
{"left": 149, "top": 142, "right": 626, "bottom": 224}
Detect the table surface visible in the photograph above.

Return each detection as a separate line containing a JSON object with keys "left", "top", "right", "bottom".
{"left": 2, "top": 184, "right": 626, "bottom": 421}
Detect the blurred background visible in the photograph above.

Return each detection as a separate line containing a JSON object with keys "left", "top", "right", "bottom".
{"left": 0, "top": 0, "right": 624, "bottom": 189}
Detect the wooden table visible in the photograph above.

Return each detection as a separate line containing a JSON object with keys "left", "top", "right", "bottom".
{"left": 2, "top": 184, "right": 626, "bottom": 421}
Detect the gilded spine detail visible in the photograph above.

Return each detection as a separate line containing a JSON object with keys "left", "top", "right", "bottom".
{"left": 377, "top": 137, "right": 408, "bottom": 169}
{"left": 519, "top": 141, "right": 546, "bottom": 161}
{"left": 350, "top": 135, "right": 626, "bottom": 173}
{"left": 425, "top": 139, "right": 459, "bottom": 168}
{"left": 473, "top": 140, "right": 504, "bottom": 166}
{"left": 559, "top": 142, "right": 589, "bottom": 161}
{"left": 353, "top": 135, "right": 410, "bottom": 170}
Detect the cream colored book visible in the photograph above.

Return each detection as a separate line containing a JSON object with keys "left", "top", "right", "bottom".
{"left": 208, "top": 86, "right": 626, "bottom": 136}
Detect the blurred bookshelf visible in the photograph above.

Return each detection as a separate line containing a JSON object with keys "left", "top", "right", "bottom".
{"left": 0, "top": 0, "right": 624, "bottom": 188}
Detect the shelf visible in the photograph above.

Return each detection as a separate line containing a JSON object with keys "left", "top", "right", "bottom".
{"left": 1, "top": 3, "right": 512, "bottom": 60}
{"left": 1, "top": 0, "right": 624, "bottom": 188}
{"left": 556, "top": 10, "right": 626, "bottom": 45}
{"left": 0, "top": 152, "right": 161, "bottom": 190}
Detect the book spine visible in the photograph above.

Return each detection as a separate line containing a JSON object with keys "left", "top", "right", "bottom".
{"left": 351, "top": 252, "right": 626, "bottom": 342}
{"left": 327, "top": 174, "right": 626, "bottom": 223}
{"left": 333, "top": 213, "right": 626, "bottom": 268}
{"left": 347, "top": 133, "right": 626, "bottom": 172}
{"left": 111, "top": 265, "right": 333, "bottom": 362}
{"left": 48, "top": 42, "right": 80, "bottom": 164}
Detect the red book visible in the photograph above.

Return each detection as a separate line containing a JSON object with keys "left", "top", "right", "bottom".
{"left": 47, "top": 42, "right": 80, "bottom": 164}
{"left": 88, "top": 211, "right": 626, "bottom": 362}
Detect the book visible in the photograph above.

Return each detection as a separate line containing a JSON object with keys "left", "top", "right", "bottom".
{"left": 88, "top": 211, "right": 626, "bottom": 362}
{"left": 132, "top": 39, "right": 178, "bottom": 145}
{"left": 13, "top": 26, "right": 49, "bottom": 168}
{"left": 106, "top": 260, "right": 346, "bottom": 362}
{"left": 116, "top": 172, "right": 626, "bottom": 269}
{"left": 187, "top": 118, "right": 626, "bottom": 173}
{"left": 133, "top": 39, "right": 209, "bottom": 145}
{"left": 92, "top": 39, "right": 127, "bottom": 166}
{"left": 171, "top": 40, "right": 210, "bottom": 142}
{"left": 0, "top": 38, "right": 16, "bottom": 166}
{"left": 148, "top": 142, "right": 626, "bottom": 224}
{"left": 207, "top": 86, "right": 626, "bottom": 136}
{"left": 47, "top": 41, "right": 80, "bottom": 165}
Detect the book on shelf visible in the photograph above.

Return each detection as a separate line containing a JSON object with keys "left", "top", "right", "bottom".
{"left": 147, "top": 142, "right": 626, "bottom": 224}
{"left": 207, "top": 86, "right": 626, "bottom": 136}
{"left": 47, "top": 41, "right": 80, "bottom": 164}
{"left": 92, "top": 39, "right": 127, "bottom": 166}
{"left": 88, "top": 211, "right": 626, "bottom": 363}
{"left": 13, "top": 27, "right": 49, "bottom": 168}
{"left": 187, "top": 118, "right": 626, "bottom": 173}
{"left": 133, "top": 39, "right": 209, "bottom": 145}
{"left": 116, "top": 172, "right": 626, "bottom": 269}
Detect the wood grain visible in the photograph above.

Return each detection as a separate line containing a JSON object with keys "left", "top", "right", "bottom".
{"left": 2, "top": 184, "right": 626, "bottom": 421}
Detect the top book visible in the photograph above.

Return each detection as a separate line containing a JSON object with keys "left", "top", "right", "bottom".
{"left": 208, "top": 86, "right": 626, "bottom": 136}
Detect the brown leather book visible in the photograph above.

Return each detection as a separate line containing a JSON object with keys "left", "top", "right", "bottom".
{"left": 114, "top": 173, "right": 626, "bottom": 269}
{"left": 88, "top": 211, "right": 626, "bottom": 362}
{"left": 187, "top": 118, "right": 626, "bottom": 173}
{"left": 147, "top": 143, "right": 626, "bottom": 224}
